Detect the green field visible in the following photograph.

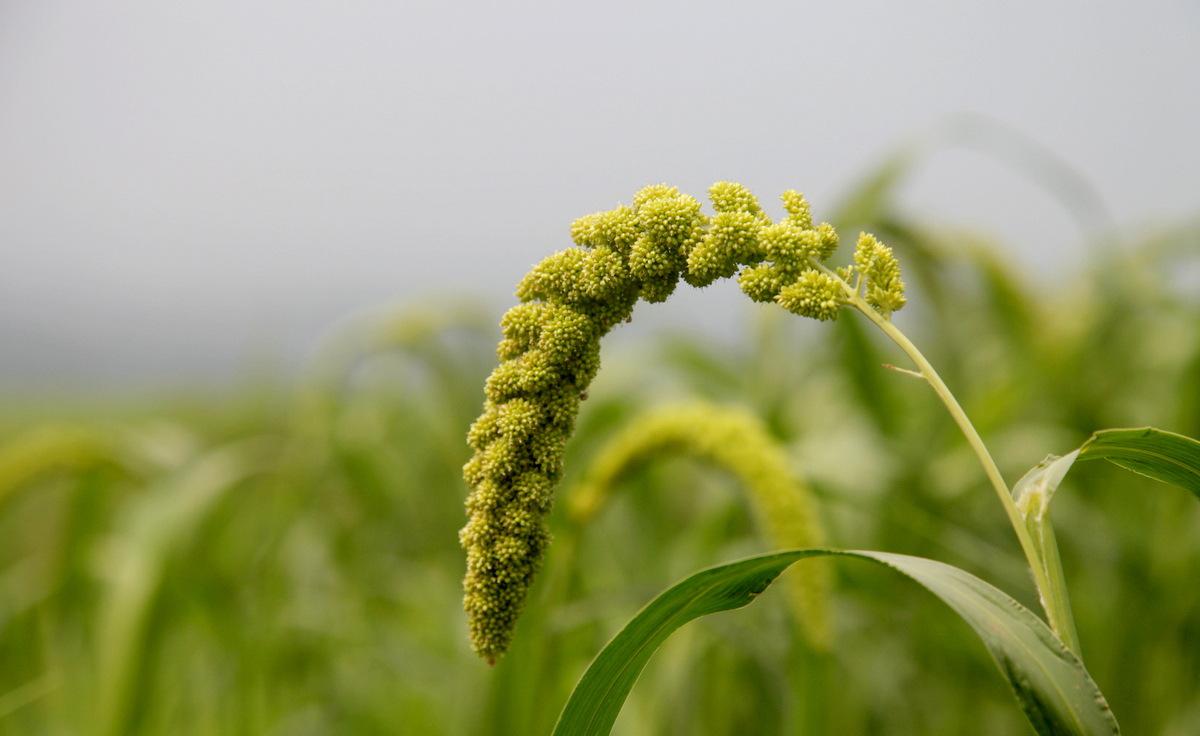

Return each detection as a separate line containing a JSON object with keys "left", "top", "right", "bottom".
{"left": 2, "top": 156, "right": 1198, "bottom": 735}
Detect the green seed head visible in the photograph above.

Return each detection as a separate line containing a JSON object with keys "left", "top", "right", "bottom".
{"left": 776, "top": 270, "right": 846, "bottom": 321}
{"left": 853, "top": 232, "right": 907, "bottom": 315}
{"left": 780, "top": 189, "right": 813, "bottom": 229}
{"left": 686, "top": 211, "right": 760, "bottom": 287}
{"left": 708, "top": 181, "right": 765, "bottom": 216}
{"left": 570, "top": 205, "right": 640, "bottom": 253}
{"left": 462, "top": 181, "right": 906, "bottom": 662}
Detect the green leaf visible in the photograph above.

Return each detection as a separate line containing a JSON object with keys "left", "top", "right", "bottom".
{"left": 552, "top": 549, "right": 1118, "bottom": 736}
{"left": 1011, "top": 427, "right": 1200, "bottom": 520}
{"left": 1014, "top": 452, "right": 1081, "bottom": 521}
{"left": 1012, "top": 453, "right": 1084, "bottom": 656}
{"left": 1077, "top": 427, "right": 1200, "bottom": 499}
{"left": 1007, "top": 426, "right": 1200, "bottom": 657}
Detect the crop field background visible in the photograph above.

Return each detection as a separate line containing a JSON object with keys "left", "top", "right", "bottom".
{"left": 3, "top": 3, "right": 1199, "bottom": 735}
{"left": 2, "top": 153, "right": 1198, "bottom": 733}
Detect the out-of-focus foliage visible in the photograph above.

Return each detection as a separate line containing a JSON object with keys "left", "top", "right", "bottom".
{"left": 568, "top": 403, "right": 829, "bottom": 648}
{"left": 0, "top": 144, "right": 1197, "bottom": 734}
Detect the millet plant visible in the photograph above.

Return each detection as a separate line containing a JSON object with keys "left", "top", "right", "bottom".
{"left": 567, "top": 403, "right": 830, "bottom": 647}
{"left": 461, "top": 182, "right": 1200, "bottom": 735}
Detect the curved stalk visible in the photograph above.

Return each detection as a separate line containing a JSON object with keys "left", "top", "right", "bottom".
{"left": 840, "top": 288, "right": 1081, "bottom": 653}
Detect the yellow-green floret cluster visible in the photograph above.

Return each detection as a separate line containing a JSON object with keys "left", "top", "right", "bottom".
{"left": 852, "top": 232, "right": 907, "bottom": 315}
{"left": 461, "top": 182, "right": 906, "bottom": 662}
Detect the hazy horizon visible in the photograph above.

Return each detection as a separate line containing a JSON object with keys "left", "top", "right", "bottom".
{"left": 3, "top": 1, "right": 1197, "bottom": 390}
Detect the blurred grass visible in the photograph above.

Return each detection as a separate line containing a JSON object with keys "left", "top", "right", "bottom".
{"left": 1, "top": 144, "right": 1198, "bottom": 734}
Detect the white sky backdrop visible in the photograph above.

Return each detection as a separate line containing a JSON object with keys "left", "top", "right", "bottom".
{"left": 1, "top": 1, "right": 1197, "bottom": 389}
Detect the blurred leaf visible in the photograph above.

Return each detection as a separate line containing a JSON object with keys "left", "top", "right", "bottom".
{"left": 95, "top": 439, "right": 275, "bottom": 736}
{"left": 966, "top": 243, "right": 1036, "bottom": 348}
{"left": 939, "top": 113, "right": 1113, "bottom": 237}
{"left": 830, "top": 148, "right": 921, "bottom": 229}
{"left": 0, "top": 426, "right": 118, "bottom": 507}
{"left": 552, "top": 549, "right": 1119, "bottom": 736}
{"left": 1178, "top": 343, "right": 1200, "bottom": 437}
{"left": 656, "top": 337, "right": 744, "bottom": 398}
{"left": 833, "top": 315, "right": 900, "bottom": 437}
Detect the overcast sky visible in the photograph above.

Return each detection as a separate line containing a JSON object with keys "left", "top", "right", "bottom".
{"left": 2, "top": 1, "right": 1197, "bottom": 390}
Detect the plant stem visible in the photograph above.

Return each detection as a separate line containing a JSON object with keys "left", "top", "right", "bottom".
{"left": 842, "top": 292, "right": 1081, "bottom": 652}
{"left": 1029, "top": 516, "right": 1081, "bottom": 654}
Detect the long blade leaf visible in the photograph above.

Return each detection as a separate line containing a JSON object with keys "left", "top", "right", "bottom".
{"left": 1077, "top": 427, "right": 1200, "bottom": 498}
{"left": 552, "top": 549, "right": 1118, "bottom": 736}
